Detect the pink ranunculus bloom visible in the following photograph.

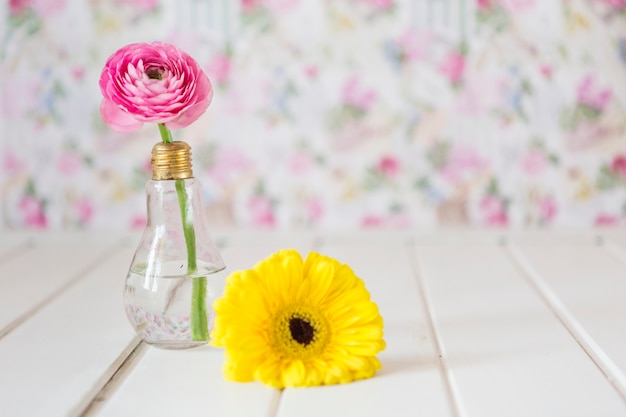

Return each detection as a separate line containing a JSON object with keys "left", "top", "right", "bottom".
{"left": 99, "top": 42, "right": 213, "bottom": 132}
{"left": 439, "top": 52, "right": 466, "bottom": 84}
{"left": 342, "top": 76, "right": 377, "bottom": 111}
{"left": 19, "top": 196, "right": 47, "bottom": 229}
{"left": 611, "top": 155, "right": 626, "bottom": 178}
{"left": 480, "top": 195, "right": 508, "bottom": 227}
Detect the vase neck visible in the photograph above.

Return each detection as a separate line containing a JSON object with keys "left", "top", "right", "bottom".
{"left": 151, "top": 141, "right": 194, "bottom": 180}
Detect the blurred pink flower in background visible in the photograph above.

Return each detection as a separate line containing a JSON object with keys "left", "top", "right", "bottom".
{"left": 75, "top": 198, "right": 94, "bottom": 224}
{"left": 9, "top": 0, "right": 66, "bottom": 16}
{"left": 19, "top": 196, "right": 47, "bottom": 229}
{"left": 208, "top": 148, "right": 254, "bottom": 184}
{"left": 480, "top": 195, "right": 508, "bottom": 226}
{"left": 377, "top": 156, "right": 400, "bottom": 178}
{"left": 117, "top": 0, "right": 158, "bottom": 12}
{"left": 305, "top": 198, "right": 324, "bottom": 222}
{"left": 342, "top": 76, "right": 377, "bottom": 111}
{"left": 520, "top": 150, "right": 548, "bottom": 175}
{"left": 357, "top": 0, "right": 394, "bottom": 10}
{"left": 207, "top": 54, "right": 232, "bottom": 85}
{"left": 594, "top": 0, "right": 626, "bottom": 9}
{"left": 610, "top": 155, "right": 626, "bottom": 178}
{"left": 500, "top": 0, "right": 535, "bottom": 12}
{"left": 288, "top": 152, "right": 314, "bottom": 175}
{"left": 439, "top": 52, "right": 465, "bottom": 84}
{"left": 396, "top": 29, "right": 431, "bottom": 63}
{"left": 440, "top": 146, "right": 485, "bottom": 184}
{"left": 130, "top": 214, "right": 147, "bottom": 229}
{"left": 538, "top": 196, "right": 557, "bottom": 222}
{"left": 3, "top": 151, "right": 25, "bottom": 174}
{"left": 594, "top": 214, "right": 621, "bottom": 227}
{"left": 577, "top": 75, "right": 612, "bottom": 110}
{"left": 248, "top": 196, "right": 275, "bottom": 227}
{"left": 57, "top": 152, "right": 82, "bottom": 176}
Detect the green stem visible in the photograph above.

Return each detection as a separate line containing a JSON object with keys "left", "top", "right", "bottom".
{"left": 160, "top": 123, "right": 208, "bottom": 342}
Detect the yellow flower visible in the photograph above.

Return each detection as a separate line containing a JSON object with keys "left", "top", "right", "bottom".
{"left": 211, "top": 249, "right": 385, "bottom": 388}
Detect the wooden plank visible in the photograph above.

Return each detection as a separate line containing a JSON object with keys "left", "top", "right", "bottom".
{"left": 0, "top": 246, "right": 138, "bottom": 417}
{"left": 0, "top": 240, "right": 117, "bottom": 336}
{"left": 414, "top": 243, "right": 626, "bottom": 417}
{"left": 511, "top": 239, "right": 626, "bottom": 397}
{"left": 98, "top": 238, "right": 316, "bottom": 417}
{"left": 277, "top": 241, "right": 452, "bottom": 417}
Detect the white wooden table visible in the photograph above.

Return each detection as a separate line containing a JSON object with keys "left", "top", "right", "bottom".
{"left": 1, "top": 230, "right": 626, "bottom": 417}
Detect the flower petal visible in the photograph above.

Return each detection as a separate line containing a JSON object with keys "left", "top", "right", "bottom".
{"left": 100, "top": 99, "right": 143, "bottom": 132}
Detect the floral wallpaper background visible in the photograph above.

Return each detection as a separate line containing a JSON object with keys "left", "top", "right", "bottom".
{"left": 1, "top": 0, "right": 625, "bottom": 231}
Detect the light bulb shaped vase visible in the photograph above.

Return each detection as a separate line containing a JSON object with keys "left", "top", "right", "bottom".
{"left": 124, "top": 141, "right": 227, "bottom": 349}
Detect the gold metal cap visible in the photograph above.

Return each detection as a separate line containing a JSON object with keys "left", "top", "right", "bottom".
{"left": 151, "top": 141, "right": 194, "bottom": 180}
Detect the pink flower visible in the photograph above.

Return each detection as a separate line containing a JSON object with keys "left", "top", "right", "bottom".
{"left": 305, "top": 198, "right": 324, "bottom": 222}
{"left": 130, "top": 214, "right": 147, "bottom": 229}
{"left": 57, "top": 152, "right": 82, "bottom": 176}
{"left": 75, "top": 198, "right": 94, "bottom": 224}
{"left": 248, "top": 196, "right": 275, "bottom": 227}
{"left": 611, "top": 155, "right": 626, "bottom": 178}
{"left": 520, "top": 150, "right": 548, "bottom": 175}
{"left": 594, "top": 214, "right": 619, "bottom": 227}
{"left": 117, "top": 0, "right": 159, "bottom": 12}
{"left": 207, "top": 53, "right": 232, "bottom": 85}
{"left": 439, "top": 52, "right": 465, "bottom": 84}
{"left": 477, "top": 0, "right": 494, "bottom": 10}
{"left": 480, "top": 196, "right": 508, "bottom": 227}
{"left": 288, "top": 152, "right": 313, "bottom": 175}
{"left": 538, "top": 197, "right": 557, "bottom": 222}
{"left": 3, "top": 150, "right": 25, "bottom": 174}
{"left": 19, "top": 196, "right": 47, "bottom": 229}
{"left": 10, "top": 0, "right": 65, "bottom": 16}
{"left": 595, "top": 0, "right": 626, "bottom": 9}
{"left": 396, "top": 29, "right": 431, "bottom": 63}
{"left": 357, "top": 0, "right": 394, "bottom": 10}
{"left": 361, "top": 215, "right": 385, "bottom": 228}
{"left": 440, "top": 146, "right": 485, "bottom": 184}
{"left": 377, "top": 156, "right": 400, "bottom": 177}
{"left": 342, "top": 76, "right": 377, "bottom": 111}
{"left": 577, "top": 75, "right": 612, "bottom": 110}
{"left": 99, "top": 42, "right": 213, "bottom": 132}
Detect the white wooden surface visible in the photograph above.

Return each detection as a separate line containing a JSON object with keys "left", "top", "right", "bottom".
{"left": 0, "top": 231, "right": 625, "bottom": 417}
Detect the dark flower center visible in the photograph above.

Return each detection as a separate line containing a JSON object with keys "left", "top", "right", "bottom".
{"left": 289, "top": 317, "right": 315, "bottom": 346}
{"left": 146, "top": 66, "right": 164, "bottom": 80}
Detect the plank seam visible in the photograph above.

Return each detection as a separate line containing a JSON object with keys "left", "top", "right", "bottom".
{"left": 506, "top": 241, "right": 626, "bottom": 401}
{"left": 0, "top": 245, "right": 121, "bottom": 340}
{"left": 408, "top": 244, "right": 465, "bottom": 417}
{"left": 602, "top": 237, "right": 626, "bottom": 269}
{"left": 74, "top": 338, "right": 148, "bottom": 417}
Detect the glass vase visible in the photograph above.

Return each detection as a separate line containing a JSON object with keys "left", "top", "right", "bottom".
{"left": 123, "top": 141, "right": 226, "bottom": 349}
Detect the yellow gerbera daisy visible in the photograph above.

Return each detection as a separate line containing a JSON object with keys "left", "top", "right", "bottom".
{"left": 210, "top": 249, "right": 385, "bottom": 388}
